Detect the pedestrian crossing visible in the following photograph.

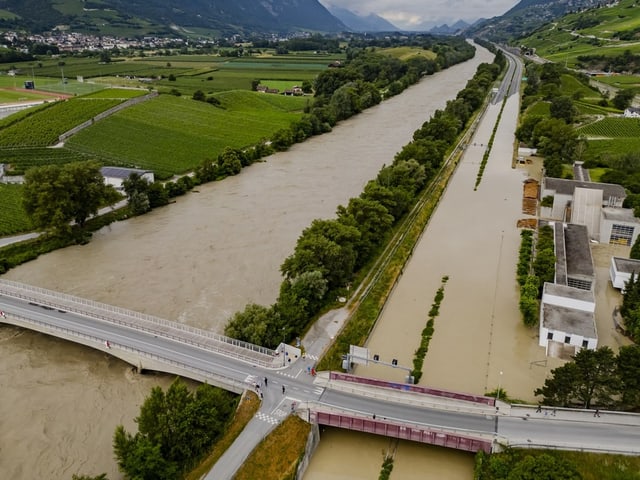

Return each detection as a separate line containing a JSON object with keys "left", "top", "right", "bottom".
{"left": 255, "top": 412, "right": 281, "bottom": 425}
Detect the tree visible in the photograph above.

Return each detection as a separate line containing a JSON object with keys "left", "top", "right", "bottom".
{"left": 613, "top": 89, "right": 635, "bottom": 110}
{"left": 550, "top": 96, "right": 577, "bottom": 124}
{"left": 72, "top": 474, "right": 108, "bottom": 480}
{"left": 506, "top": 454, "right": 581, "bottom": 480}
{"left": 618, "top": 344, "right": 640, "bottom": 409}
{"left": 631, "top": 235, "right": 640, "bottom": 260}
{"left": 192, "top": 90, "right": 206, "bottom": 102}
{"left": 337, "top": 197, "right": 394, "bottom": 263}
{"left": 23, "top": 161, "right": 119, "bottom": 235}
{"left": 535, "top": 347, "right": 619, "bottom": 408}
{"left": 224, "top": 303, "right": 274, "bottom": 345}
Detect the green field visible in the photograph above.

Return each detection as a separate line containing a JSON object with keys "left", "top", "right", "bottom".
{"left": 594, "top": 74, "right": 640, "bottom": 89}
{"left": 0, "top": 184, "right": 31, "bottom": 236}
{"left": 525, "top": 101, "right": 550, "bottom": 116}
{"left": 65, "top": 91, "right": 308, "bottom": 178}
{"left": 578, "top": 117, "right": 640, "bottom": 137}
{"left": 381, "top": 46, "right": 438, "bottom": 61}
{"left": 0, "top": 147, "right": 92, "bottom": 174}
{"left": 585, "top": 136, "right": 640, "bottom": 160}
{"left": 0, "top": 98, "right": 123, "bottom": 147}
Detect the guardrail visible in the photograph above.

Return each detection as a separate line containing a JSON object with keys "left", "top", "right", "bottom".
{"left": 0, "top": 279, "right": 277, "bottom": 367}
{"left": 307, "top": 407, "right": 492, "bottom": 453}
{"left": 330, "top": 372, "right": 495, "bottom": 406}
{"left": 1, "top": 309, "right": 249, "bottom": 393}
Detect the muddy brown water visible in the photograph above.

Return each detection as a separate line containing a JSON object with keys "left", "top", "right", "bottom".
{"left": 1, "top": 47, "right": 495, "bottom": 479}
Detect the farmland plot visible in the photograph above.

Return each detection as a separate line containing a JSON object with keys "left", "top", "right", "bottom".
{"left": 579, "top": 117, "right": 640, "bottom": 137}
{"left": 0, "top": 184, "right": 31, "bottom": 236}
{"left": 65, "top": 92, "right": 307, "bottom": 178}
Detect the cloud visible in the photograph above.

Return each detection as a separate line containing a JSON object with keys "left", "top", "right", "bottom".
{"left": 321, "top": 0, "right": 519, "bottom": 29}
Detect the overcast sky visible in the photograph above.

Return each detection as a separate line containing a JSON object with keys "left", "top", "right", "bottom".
{"left": 320, "top": 0, "right": 521, "bottom": 29}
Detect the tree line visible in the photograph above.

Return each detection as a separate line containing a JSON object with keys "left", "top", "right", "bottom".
{"left": 224, "top": 51, "right": 506, "bottom": 349}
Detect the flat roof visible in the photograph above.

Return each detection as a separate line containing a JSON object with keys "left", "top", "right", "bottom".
{"left": 543, "top": 177, "right": 626, "bottom": 200}
{"left": 100, "top": 166, "right": 152, "bottom": 179}
{"left": 613, "top": 257, "right": 640, "bottom": 274}
{"left": 543, "top": 282, "right": 595, "bottom": 303}
{"left": 565, "top": 224, "right": 594, "bottom": 279}
{"left": 602, "top": 207, "right": 640, "bottom": 224}
{"left": 542, "top": 303, "right": 597, "bottom": 339}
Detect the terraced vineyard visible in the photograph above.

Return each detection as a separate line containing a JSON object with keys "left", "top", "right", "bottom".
{"left": 0, "top": 98, "right": 123, "bottom": 147}
{"left": 0, "top": 184, "right": 31, "bottom": 236}
{"left": 65, "top": 91, "right": 308, "bottom": 178}
{"left": 579, "top": 117, "right": 640, "bottom": 137}
{"left": 0, "top": 147, "right": 91, "bottom": 174}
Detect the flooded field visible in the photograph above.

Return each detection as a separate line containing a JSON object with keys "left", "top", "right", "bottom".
{"left": 0, "top": 46, "right": 495, "bottom": 479}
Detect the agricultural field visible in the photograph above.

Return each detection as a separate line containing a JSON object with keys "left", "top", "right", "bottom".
{"left": 81, "top": 88, "right": 148, "bottom": 99}
{"left": 0, "top": 147, "right": 92, "bottom": 174}
{"left": 585, "top": 137, "right": 640, "bottom": 161}
{"left": 0, "top": 184, "right": 31, "bottom": 236}
{"left": 380, "top": 46, "right": 438, "bottom": 61}
{"left": 65, "top": 91, "right": 308, "bottom": 178}
{"left": 525, "top": 100, "right": 550, "bottom": 116}
{"left": 0, "top": 98, "right": 123, "bottom": 147}
{"left": 593, "top": 74, "right": 640, "bottom": 89}
{"left": 578, "top": 117, "right": 640, "bottom": 137}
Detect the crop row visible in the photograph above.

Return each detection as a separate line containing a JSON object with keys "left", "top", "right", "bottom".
{"left": 0, "top": 147, "right": 91, "bottom": 173}
{"left": 0, "top": 98, "right": 122, "bottom": 147}
{"left": 81, "top": 88, "right": 148, "bottom": 99}
{"left": 579, "top": 117, "right": 640, "bottom": 138}
{"left": 0, "top": 184, "right": 31, "bottom": 236}
{"left": 65, "top": 93, "right": 306, "bottom": 178}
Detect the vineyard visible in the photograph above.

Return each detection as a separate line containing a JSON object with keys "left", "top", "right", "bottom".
{"left": 0, "top": 147, "right": 91, "bottom": 174}
{"left": 81, "top": 88, "right": 148, "bottom": 99}
{"left": 0, "top": 98, "right": 123, "bottom": 147}
{"left": 0, "top": 184, "right": 31, "bottom": 236}
{"left": 65, "top": 92, "right": 307, "bottom": 178}
{"left": 578, "top": 117, "right": 640, "bottom": 138}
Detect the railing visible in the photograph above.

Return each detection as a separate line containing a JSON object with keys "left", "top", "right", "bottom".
{"left": 330, "top": 372, "right": 495, "bottom": 406}
{"left": 1, "top": 309, "right": 249, "bottom": 392}
{"left": 0, "top": 279, "right": 277, "bottom": 367}
{"left": 310, "top": 409, "right": 492, "bottom": 453}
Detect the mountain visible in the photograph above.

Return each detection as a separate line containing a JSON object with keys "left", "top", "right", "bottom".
{"left": 0, "top": 0, "right": 348, "bottom": 36}
{"left": 467, "top": 0, "right": 616, "bottom": 42}
{"left": 323, "top": 4, "right": 398, "bottom": 32}
{"left": 428, "top": 20, "right": 470, "bottom": 35}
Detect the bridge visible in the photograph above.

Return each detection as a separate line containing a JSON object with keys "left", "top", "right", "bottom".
{"left": 2, "top": 279, "right": 640, "bottom": 478}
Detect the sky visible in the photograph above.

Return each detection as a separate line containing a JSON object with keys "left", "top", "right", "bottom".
{"left": 320, "top": 0, "right": 521, "bottom": 29}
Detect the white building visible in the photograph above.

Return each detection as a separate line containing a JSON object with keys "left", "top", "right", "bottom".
{"left": 539, "top": 283, "right": 597, "bottom": 356}
{"left": 624, "top": 107, "right": 640, "bottom": 118}
{"left": 100, "top": 166, "right": 154, "bottom": 191}
{"left": 600, "top": 207, "right": 640, "bottom": 246}
{"left": 538, "top": 222, "right": 598, "bottom": 357}
{"left": 610, "top": 257, "right": 640, "bottom": 291}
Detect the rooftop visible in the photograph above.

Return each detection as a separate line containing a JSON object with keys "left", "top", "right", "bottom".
{"left": 565, "top": 224, "right": 594, "bottom": 279}
{"left": 602, "top": 207, "right": 640, "bottom": 224}
{"left": 100, "top": 166, "right": 152, "bottom": 179}
{"left": 544, "top": 282, "right": 596, "bottom": 304}
{"left": 542, "top": 303, "right": 597, "bottom": 339}
{"left": 543, "top": 177, "right": 626, "bottom": 201}
{"left": 613, "top": 257, "right": 640, "bottom": 275}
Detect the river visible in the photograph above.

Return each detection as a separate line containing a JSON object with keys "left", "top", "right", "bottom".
{"left": 1, "top": 45, "right": 495, "bottom": 479}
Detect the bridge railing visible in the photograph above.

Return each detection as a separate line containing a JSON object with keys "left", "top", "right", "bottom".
{"left": 0, "top": 279, "right": 277, "bottom": 367}
{"left": 303, "top": 403, "right": 493, "bottom": 453}
{"left": 329, "top": 372, "right": 495, "bottom": 406}
{"left": 3, "top": 309, "right": 250, "bottom": 393}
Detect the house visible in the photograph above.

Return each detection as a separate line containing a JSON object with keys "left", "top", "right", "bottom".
{"left": 100, "top": 166, "right": 154, "bottom": 191}
{"left": 624, "top": 107, "right": 640, "bottom": 118}
{"left": 610, "top": 257, "right": 640, "bottom": 291}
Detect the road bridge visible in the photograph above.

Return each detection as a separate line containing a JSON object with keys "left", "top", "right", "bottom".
{"left": 2, "top": 279, "right": 639, "bottom": 465}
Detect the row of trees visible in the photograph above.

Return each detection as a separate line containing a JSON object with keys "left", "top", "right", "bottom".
{"left": 518, "top": 225, "right": 555, "bottom": 327}
{"left": 112, "top": 378, "right": 238, "bottom": 480}
{"left": 535, "top": 345, "right": 640, "bottom": 410}
{"left": 224, "top": 51, "right": 506, "bottom": 348}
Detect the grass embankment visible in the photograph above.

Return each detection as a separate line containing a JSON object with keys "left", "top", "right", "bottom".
{"left": 475, "top": 449, "right": 640, "bottom": 480}
{"left": 233, "top": 415, "right": 311, "bottom": 480}
{"left": 185, "top": 391, "right": 261, "bottom": 480}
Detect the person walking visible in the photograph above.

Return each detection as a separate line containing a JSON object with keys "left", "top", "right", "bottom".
{"left": 264, "top": 377, "right": 268, "bottom": 387}
{"left": 536, "top": 404, "right": 542, "bottom": 413}
{"left": 594, "top": 409, "right": 600, "bottom": 417}
{"left": 282, "top": 385, "right": 286, "bottom": 394}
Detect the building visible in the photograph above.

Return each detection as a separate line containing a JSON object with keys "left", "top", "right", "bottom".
{"left": 624, "top": 107, "right": 640, "bottom": 118}
{"left": 540, "top": 177, "right": 625, "bottom": 222}
{"left": 600, "top": 207, "right": 640, "bottom": 246}
{"left": 610, "top": 257, "right": 640, "bottom": 291}
{"left": 538, "top": 222, "right": 598, "bottom": 357}
{"left": 539, "top": 283, "right": 597, "bottom": 356}
{"left": 100, "top": 166, "right": 154, "bottom": 191}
